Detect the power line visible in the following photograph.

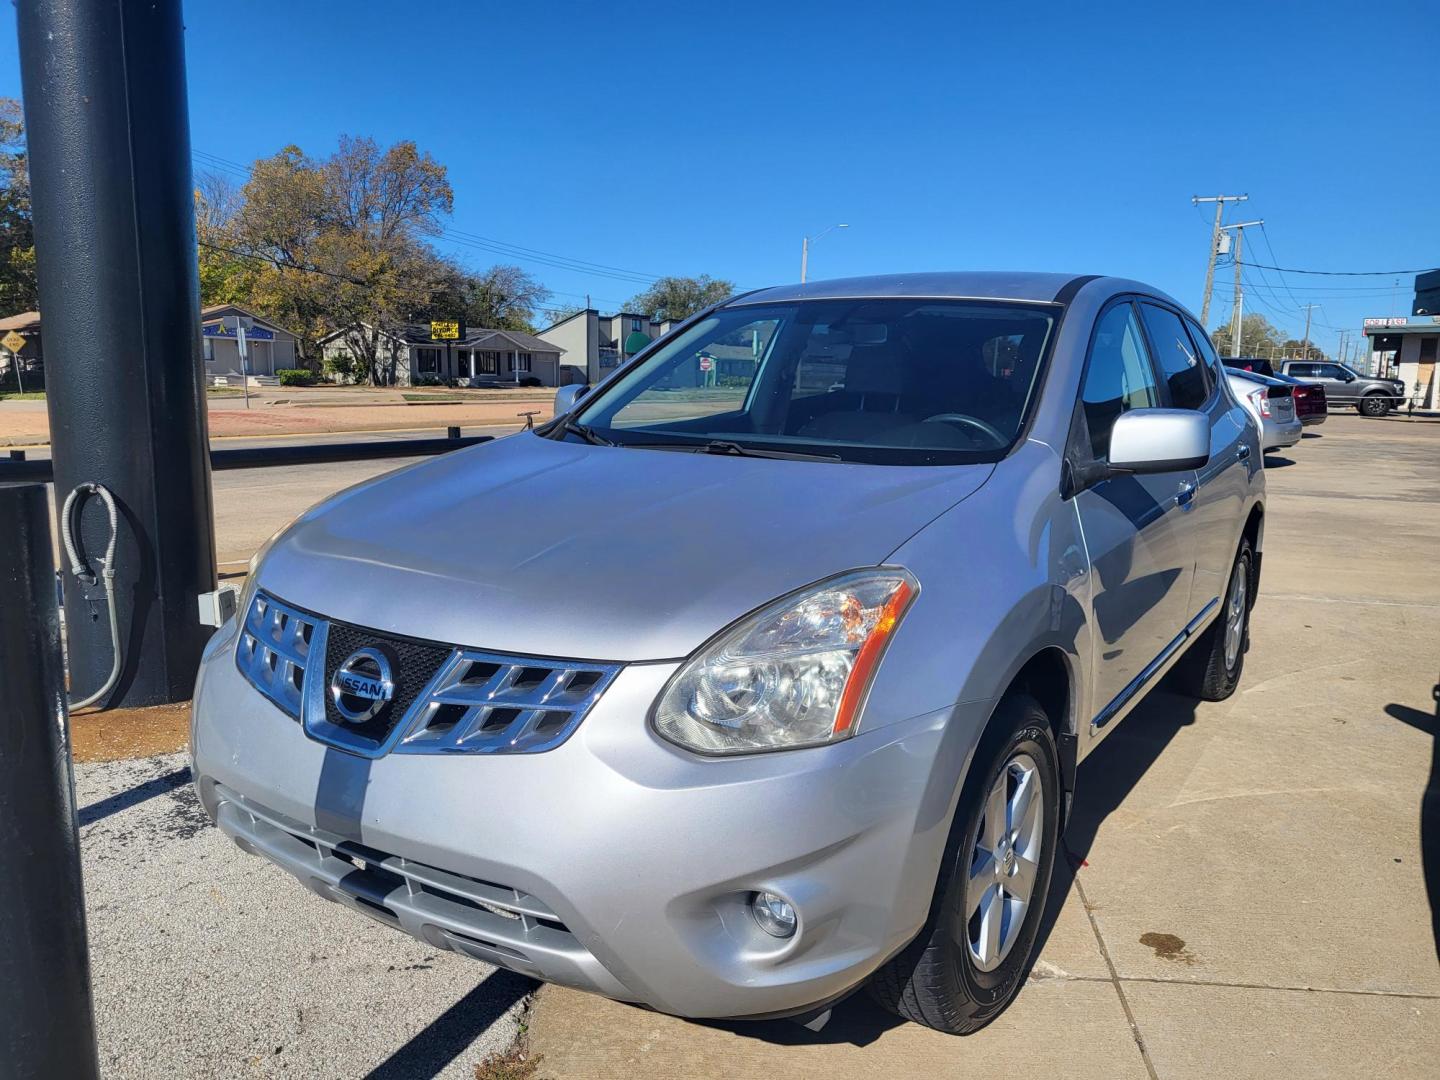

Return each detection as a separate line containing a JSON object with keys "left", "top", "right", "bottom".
{"left": 1242, "top": 260, "right": 1437, "bottom": 277}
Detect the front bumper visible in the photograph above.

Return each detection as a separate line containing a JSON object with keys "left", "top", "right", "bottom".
{"left": 191, "top": 622, "right": 976, "bottom": 1019}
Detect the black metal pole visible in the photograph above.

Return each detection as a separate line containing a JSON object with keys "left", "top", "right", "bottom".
{"left": 0, "top": 483, "right": 101, "bottom": 1079}
{"left": 18, "top": 0, "right": 217, "bottom": 707}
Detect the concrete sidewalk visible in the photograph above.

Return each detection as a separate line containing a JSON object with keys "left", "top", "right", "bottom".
{"left": 528, "top": 414, "right": 1440, "bottom": 1077}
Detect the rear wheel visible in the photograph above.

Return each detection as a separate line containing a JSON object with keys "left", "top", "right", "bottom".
{"left": 867, "top": 694, "right": 1059, "bottom": 1034}
{"left": 1176, "top": 537, "right": 1253, "bottom": 701}
{"left": 1358, "top": 393, "right": 1391, "bottom": 417}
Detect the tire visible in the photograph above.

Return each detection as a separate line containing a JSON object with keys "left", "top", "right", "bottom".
{"left": 867, "top": 694, "right": 1060, "bottom": 1034}
{"left": 1358, "top": 394, "right": 1390, "bottom": 417}
{"left": 1175, "top": 537, "right": 1253, "bottom": 701}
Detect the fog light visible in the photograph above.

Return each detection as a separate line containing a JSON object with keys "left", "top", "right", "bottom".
{"left": 751, "top": 891, "right": 797, "bottom": 938}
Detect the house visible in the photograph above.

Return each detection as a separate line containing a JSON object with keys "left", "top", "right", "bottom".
{"left": 316, "top": 324, "right": 566, "bottom": 387}
{"left": 201, "top": 304, "right": 301, "bottom": 383}
{"left": 1, "top": 305, "right": 298, "bottom": 386}
{"left": 537, "top": 309, "right": 675, "bottom": 386}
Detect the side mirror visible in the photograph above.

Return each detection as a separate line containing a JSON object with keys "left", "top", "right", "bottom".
{"left": 553, "top": 384, "right": 588, "bottom": 414}
{"left": 1108, "top": 409, "right": 1209, "bottom": 473}
{"left": 1343, "top": 373, "right": 1356, "bottom": 383}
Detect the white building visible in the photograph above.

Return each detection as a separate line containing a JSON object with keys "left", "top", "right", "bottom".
{"left": 537, "top": 309, "right": 675, "bottom": 386}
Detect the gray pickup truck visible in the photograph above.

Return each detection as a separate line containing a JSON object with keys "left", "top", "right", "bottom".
{"left": 1279, "top": 360, "right": 1406, "bottom": 417}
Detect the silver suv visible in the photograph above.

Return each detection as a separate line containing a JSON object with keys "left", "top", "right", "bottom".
{"left": 191, "top": 272, "right": 1265, "bottom": 1034}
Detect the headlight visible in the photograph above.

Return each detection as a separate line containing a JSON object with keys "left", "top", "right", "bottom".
{"left": 652, "top": 568, "right": 918, "bottom": 755}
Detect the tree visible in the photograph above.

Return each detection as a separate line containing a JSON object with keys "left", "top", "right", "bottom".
{"left": 1279, "top": 338, "right": 1326, "bottom": 362}
{"left": 626, "top": 274, "right": 734, "bottom": 322}
{"left": 422, "top": 262, "right": 551, "bottom": 332}
{"left": 232, "top": 137, "right": 454, "bottom": 383}
{"left": 195, "top": 170, "right": 260, "bottom": 307}
{"left": 1210, "top": 313, "right": 1283, "bottom": 359}
{"left": 0, "top": 97, "right": 37, "bottom": 314}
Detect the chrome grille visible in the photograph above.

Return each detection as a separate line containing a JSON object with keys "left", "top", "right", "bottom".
{"left": 236, "top": 589, "right": 619, "bottom": 756}
{"left": 237, "top": 592, "right": 317, "bottom": 720}
{"left": 397, "top": 650, "right": 619, "bottom": 755}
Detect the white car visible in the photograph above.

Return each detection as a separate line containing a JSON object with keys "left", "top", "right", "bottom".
{"left": 1227, "top": 370, "right": 1301, "bottom": 452}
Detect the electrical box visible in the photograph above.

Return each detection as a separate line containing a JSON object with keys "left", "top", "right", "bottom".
{"left": 198, "top": 584, "right": 239, "bottom": 628}
{"left": 1215, "top": 233, "right": 1232, "bottom": 256}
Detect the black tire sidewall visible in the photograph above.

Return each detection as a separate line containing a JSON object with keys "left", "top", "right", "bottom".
{"left": 943, "top": 706, "right": 1060, "bottom": 1004}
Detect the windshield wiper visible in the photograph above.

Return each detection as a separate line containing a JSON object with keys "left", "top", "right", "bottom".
{"left": 699, "top": 440, "right": 842, "bottom": 463}
{"left": 559, "top": 419, "right": 616, "bottom": 446}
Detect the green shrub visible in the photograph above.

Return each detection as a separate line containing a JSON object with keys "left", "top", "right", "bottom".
{"left": 322, "top": 351, "right": 360, "bottom": 383}
{"left": 276, "top": 368, "right": 314, "bottom": 386}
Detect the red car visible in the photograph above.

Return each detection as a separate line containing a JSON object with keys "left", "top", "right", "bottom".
{"left": 1288, "top": 380, "right": 1328, "bottom": 425}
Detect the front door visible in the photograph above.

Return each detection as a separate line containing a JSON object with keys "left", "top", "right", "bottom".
{"left": 1070, "top": 301, "right": 1197, "bottom": 748}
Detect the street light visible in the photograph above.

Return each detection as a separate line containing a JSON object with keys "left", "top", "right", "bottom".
{"left": 800, "top": 223, "right": 849, "bottom": 283}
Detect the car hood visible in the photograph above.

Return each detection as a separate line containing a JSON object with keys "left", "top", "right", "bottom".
{"left": 255, "top": 432, "right": 993, "bottom": 662}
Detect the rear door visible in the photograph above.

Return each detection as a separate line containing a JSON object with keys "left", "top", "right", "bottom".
{"left": 1071, "top": 300, "right": 1197, "bottom": 746}
{"left": 1167, "top": 310, "right": 1253, "bottom": 610}
{"left": 1304, "top": 362, "right": 1355, "bottom": 404}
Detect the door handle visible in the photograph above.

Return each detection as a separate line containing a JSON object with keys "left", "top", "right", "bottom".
{"left": 1176, "top": 482, "right": 1196, "bottom": 510}
{"left": 1236, "top": 443, "right": 1251, "bottom": 461}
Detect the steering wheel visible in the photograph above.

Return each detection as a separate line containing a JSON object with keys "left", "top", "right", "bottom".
{"left": 921, "top": 412, "right": 1008, "bottom": 447}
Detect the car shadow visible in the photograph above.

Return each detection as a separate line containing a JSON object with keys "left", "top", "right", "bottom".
{"left": 1028, "top": 687, "right": 1201, "bottom": 969}
{"left": 1300, "top": 431, "right": 1323, "bottom": 439}
{"left": 1384, "top": 693, "right": 1440, "bottom": 968}
{"left": 1262, "top": 454, "right": 1298, "bottom": 468}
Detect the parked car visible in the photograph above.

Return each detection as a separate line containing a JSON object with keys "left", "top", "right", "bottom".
{"left": 1223, "top": 356, "right": 1275, "bottom": 377}
{"left": 1279, "top": 360, "right": 1405, "bottom": 417}
{"left": 192, "top": 272, "right": 1265, "bottom": 1036}
{"left": 1269, "top": 372, "right": 1327, "bottom": 426}
{"left": 1227, "top": 368, "right": 1302, "bottom": 452}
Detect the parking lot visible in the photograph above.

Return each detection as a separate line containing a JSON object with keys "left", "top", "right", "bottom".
{"left": 75, "top": 413, "right": 1439, "bottom": 1078}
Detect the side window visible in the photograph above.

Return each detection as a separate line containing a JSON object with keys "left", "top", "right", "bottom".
{"left": 1317, "top": 364, "right": 1345, "bottom": 379}
{"left": 1289, "top": 363, "right": 1313, "bottom": 377}
{"left": 1081, "top": 303, "right": 1160, "bottom": 459}
{"left": 1139, "top": 303, "right": 1207, "bottom": 409}
{"left": 1184, "top": 317, "right": 1224, "bottom": 386}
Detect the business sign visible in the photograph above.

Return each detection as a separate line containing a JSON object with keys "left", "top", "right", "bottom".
{"left": 1363, "top": 317, "right": 1408, "bottom": 328}
{"left": 1, "top": 330, "right": 25, "bottom": 353}
{"left": 430, "top": 319, "right": 463, "bottom": 340}
{"left": 204, "top": 322, "right": 275, "bottom": 341}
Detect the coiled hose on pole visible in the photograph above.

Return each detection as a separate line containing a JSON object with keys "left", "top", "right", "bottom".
{"left": 60, "top": 483, "right": 122, "bottom": 709}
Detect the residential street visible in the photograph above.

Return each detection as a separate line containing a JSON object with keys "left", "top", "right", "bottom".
{"left": 0, "top": 386, "right": 554, "bottom": 447}
{"left": 68, "top": 413, "right": 1440, "bottom": 1078}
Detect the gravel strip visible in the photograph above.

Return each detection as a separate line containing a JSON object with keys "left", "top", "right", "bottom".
{"left": 76, "top": 753, "right": 529, "bottom": 1078}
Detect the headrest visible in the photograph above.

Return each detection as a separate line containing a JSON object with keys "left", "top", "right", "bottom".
{"left": 844, "top": 341, "right": 905, "bottom": 397}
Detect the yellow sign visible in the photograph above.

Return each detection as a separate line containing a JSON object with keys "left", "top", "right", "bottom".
{"left": 430, "top": 320, "right": 461, "bottom": 341}
{"left": 1, "top": 330, "right": 25, "bottom": 354}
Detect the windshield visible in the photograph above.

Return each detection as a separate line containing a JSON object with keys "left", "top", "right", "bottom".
{"left": 561, "top": 298, "right": 1058, "bottom": 465}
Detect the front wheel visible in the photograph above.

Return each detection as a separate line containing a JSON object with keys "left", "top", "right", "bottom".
{"left": 1358, "top": 394, "right": 1391, "bottom": 417}
{"left": 867, "top": 694, "right": 1059, "bottom": 1034}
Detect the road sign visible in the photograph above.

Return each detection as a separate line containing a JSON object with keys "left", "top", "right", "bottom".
{"left": 699, "top": 356, "right": 713, "bottom": 372}
{"left": 1, "top": 330, "right": 25, "bottom": 353}
{"left": 431, "top": 319, "right": 462, "bottom": 340}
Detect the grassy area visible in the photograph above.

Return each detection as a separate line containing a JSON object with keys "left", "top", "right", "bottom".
{"left": 401, "top": 393, "right": 465, "bottom": 403}
{"left": 206, "top": 387, "right": 244, "bottom": 396}
{"left": 0, "top": 390, "right": 45, "bottom": 400}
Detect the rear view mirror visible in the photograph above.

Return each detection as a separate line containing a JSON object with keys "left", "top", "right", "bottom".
{"left": 1108, "top": 409, "right": 1209, "bottom": 473}
{"left": 554, "top": 384, "right": 588, "bottom": 414}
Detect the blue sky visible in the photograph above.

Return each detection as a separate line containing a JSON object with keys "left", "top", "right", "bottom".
{"left": 3, "top": 0, "right": 1436, "bottom": 347}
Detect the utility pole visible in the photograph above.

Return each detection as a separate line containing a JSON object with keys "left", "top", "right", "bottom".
{"left": 1221, "top": 219, "right": 1264, "bottom": 358}
{"left": 1193, "top": 194, "right": 1248, "bottom": 326}
{"left": 800, "top": 223, "right": 848, "bottom": 283}
{"left": 1299, "top": 303, "right": 1319, "bottom": 360}
{"left": 18, "top": 0, "right": 218, "bottom": 707}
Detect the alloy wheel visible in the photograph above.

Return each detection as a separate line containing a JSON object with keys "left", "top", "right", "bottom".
{"left": 1224, "top": 558, "right": 1247, "bottom": 672}
{"left": 963, "top": 752, "right": 1044, "bottom": 972}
